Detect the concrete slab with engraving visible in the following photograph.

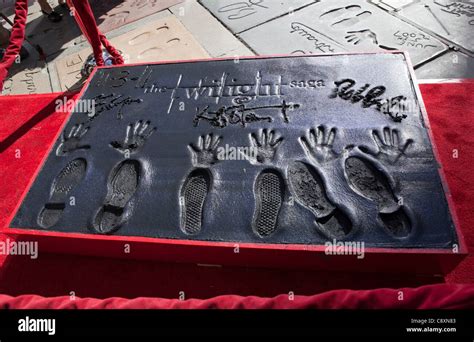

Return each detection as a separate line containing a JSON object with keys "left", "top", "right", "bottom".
{"left": 112, "top": 15, "right": 209, "bottom": 62}
{"left": 199, "top": 0, "right": 318, "bottom": 33}
{"left": 90, "top": 0, "right": 183, "bottom": 33}
{"left": 23, "top": 5, "right": 84, "bottom": 57}
{"left": 169, "top": 0, "right": 254, "bottom": 57}
{"left": 396, "top": 0, "right": 474, "bottom": 53}
{"left": 53, "top": 16, "right": 210, "bottom": 92}
{"left": 241, "top": 0, "right": 447, "bottom": 66}
{"left": 52, "top": 48, "right": 91, "bottom": 93}
{"left": 1, "top": 63, "right": 52, "bottom": 95}
{"left": 239, "top": 19, "right": 347, "bottom": 55}
{"left": 1, "top": 44, "right": 52, "bottom": 95}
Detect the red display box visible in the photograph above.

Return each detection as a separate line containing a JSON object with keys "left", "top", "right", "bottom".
{"left": 2, "top": 52, "right": 468, "bottom": 275}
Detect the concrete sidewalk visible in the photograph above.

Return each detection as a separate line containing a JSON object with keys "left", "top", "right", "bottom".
{"left": 1, "top": 0, "right": 472, "bottom": 95}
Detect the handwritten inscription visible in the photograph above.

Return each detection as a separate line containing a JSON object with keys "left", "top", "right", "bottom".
{"left": 436, "top": 0, "right": 474, "bottom": 24}
{"left": 193, "top": 100, "right": 300, "bottom": 128}
{"left": 393, "top": 31, "right": 437, "bottom": 49}
{"left": 95, "top": 68, "right": 154, "bottom": 91}
{"left": 20, "top": 69, "right": 41, "bottom": 94}
{"left": 330, "top": 79, "right": 408, "bottom": 122}
{"left": 90, "top": 93, "right": 143, "bottom": 120}
{"left": 290, "top": 22, "right": 337, "bottom": 53}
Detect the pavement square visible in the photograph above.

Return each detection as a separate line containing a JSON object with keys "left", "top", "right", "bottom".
{"left": 239, "top": 0, "right": 448, "bottom": 66}
{"left": 53, "top": 15, "right": 209, "bottom": 92}
{"left": 169, "top": 0, "right": 254, "bottom": 57}
{"left": 90, "top": 0, "right": 183, "bottom": 33}
{"left": 239, "top": 19, "right": 347, "bottom": 55}
{"left": 415, "top": 50, "right": 474, "bottom": 79}
{"left": 112, "top": 15, "right": 209, "bottom": 62}
{"left": 23, "top": 5, "right": 83, "bottom": 57}
{"left": 1, "top": 44, "right": 52, "bottom": 95}
{"left": 396, "top": 0, "right": 474, "bottom": 53}
{"left": 1, "top": 64, "right": 52, "bottom": 95}
{"left": 52, "top": 48, "right": 91, "bottom": 92}
{"left": 199, "top": 0, "right": 318, "bottom": 33}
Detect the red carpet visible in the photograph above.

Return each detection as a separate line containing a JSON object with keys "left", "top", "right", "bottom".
{"left": 0, "top": 82, "right": 473, "bottom": 308}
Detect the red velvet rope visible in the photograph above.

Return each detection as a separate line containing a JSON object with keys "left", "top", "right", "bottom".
{"left": 0, "top": 0, "right": 28, "bottom": 91}
{"left": 68, "top": 0, "right": 124, "bottom": 66}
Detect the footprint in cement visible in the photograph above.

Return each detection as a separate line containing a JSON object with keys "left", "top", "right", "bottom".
{"left": 252, "top": 169, "right": 285, "bottom": 238}
{"left": 344, "top": 156, "right": 412, "bottom": 238}
{"left": 179, "top": 168, "right": 212, "bottom": 235}
{"left": 288, "top": 161, "right": 352, "bottom": 239}
{"left": 93, "top": 160, "right": 140, "bottom": 234}
{"left": 38, "top": 158, "right": 87, "bottom": 229}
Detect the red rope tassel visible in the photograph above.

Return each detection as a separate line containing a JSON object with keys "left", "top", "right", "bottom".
{"left": 0, "top": 0, "right": 28, "bottom": 91}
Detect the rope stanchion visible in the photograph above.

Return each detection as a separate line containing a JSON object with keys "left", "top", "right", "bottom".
{"left": 0, "top": 0, "right": 123, "bottom": 91}
{"left": 0, "top": 0, "right": 28, "bottom": 91}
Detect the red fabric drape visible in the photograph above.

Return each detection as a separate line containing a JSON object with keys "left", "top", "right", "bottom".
{"left": 0, "top": 284, "right": 473, "bottom": 309}
{"left": 0, "top": 0, "right": 28, "bottom": 91}
{"left": 67, "top": 0, "right": 123, "bottom": 66}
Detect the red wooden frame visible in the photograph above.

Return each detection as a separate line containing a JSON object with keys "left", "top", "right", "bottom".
{"left": 2, "top": 51, "right": 468, "bottom": 275}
